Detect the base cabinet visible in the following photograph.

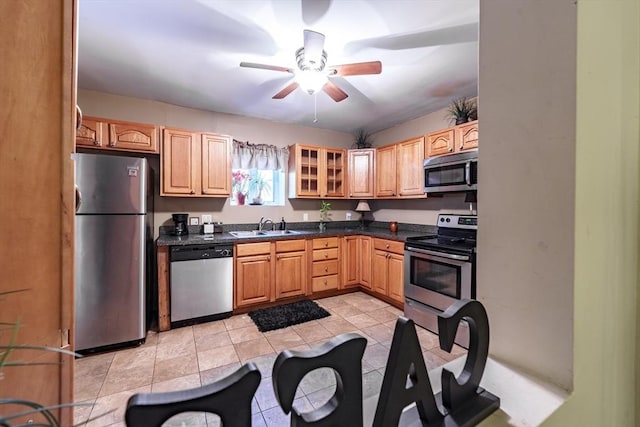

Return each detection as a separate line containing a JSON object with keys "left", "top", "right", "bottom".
{"left": 311, "top": 237, "right": 340, "bottom": 293}
{"left": 235, "top": 240, "right": 307, "bottom": 308}
{"left": 342, "top": 236, "right": 372, "bottom": 289}
{"left": 371, "top": 238, "right": 404, "bottom": 303}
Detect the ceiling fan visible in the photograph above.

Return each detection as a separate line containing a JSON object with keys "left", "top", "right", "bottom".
{"left": 240, "top": 30, "right": 382, "bottom": 102}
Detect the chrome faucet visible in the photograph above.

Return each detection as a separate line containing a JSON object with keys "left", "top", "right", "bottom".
{"left": 258, "top": 217, "right": 275, "bottom": 231}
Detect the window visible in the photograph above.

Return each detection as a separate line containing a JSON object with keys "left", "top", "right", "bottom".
{"left": 231, "top": 140, "right": 289, "bottom": 207}
{"left": 231, "top": 168, "right": 285, "bottom": 206}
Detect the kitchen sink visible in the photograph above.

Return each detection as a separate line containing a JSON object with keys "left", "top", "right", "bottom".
{"left": 228, "top": 230, "right": 300, "bottom": 238}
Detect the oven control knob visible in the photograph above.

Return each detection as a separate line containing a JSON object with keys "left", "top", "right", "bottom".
{"left": 221, "top": 249, "right": 231, "bottom": 257}
{"left": 440, "top": 218, "right": 445, "bottom": 222}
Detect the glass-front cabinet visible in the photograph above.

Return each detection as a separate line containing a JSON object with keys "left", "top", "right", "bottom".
{"left": 289, "top": 144, "right": 346, "bottom": 198}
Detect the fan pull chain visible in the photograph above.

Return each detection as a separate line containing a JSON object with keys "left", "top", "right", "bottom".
{"left": 313, "top": 93, "right": 318, "bottom": 123}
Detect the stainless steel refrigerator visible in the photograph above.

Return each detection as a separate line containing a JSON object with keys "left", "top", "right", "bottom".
{"left": 74, "top": 153, "right": 152, "bottom": 351}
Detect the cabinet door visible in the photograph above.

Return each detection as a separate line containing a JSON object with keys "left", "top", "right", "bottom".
{"left": 76, "top": 116, "right": 106, "bottom": 148}
{"left": 275, "top": 251, "right": 306, "bottom": 299}
{"left": 359, "top": 236, "right": 372, "bottom": 288}
{"left": 108, "top": 120, "right": 159, "bottom": 153}
{"left": 162, "top": 128, "right": 198, "bottom": 195}
{"left": 426, "top": 128, "right": 455, "bottom": 157}
{"left": 372, "top": 250, "right": 388, "bottom": 295}
{"left": 387, "top": 253, "right": 405, "bottom": 303}
{"left": 375, "top": 145, "right": 397, "bottom": 197}
{"left": 342, "top": 236, "right": 359, "bottom": 288}
{"left": 236, "top": 254, "right": 271, "bottom": 307}
{"left": 348, "top": 149, "right": 375, "bottom": 198}
{"left": 325, "top": 148, "right": 346, "bottom": 197}
{"left": 292, "top": 145, "right": 321, "bottom": 197}
{"left": 201, "top": 133, "right": 231, "bottom": 196}
{"left": 396, "top": 137, "right": 426, "bottom": 197}
{"left": 456, "top": 120, "right": 479, "bottom": 151}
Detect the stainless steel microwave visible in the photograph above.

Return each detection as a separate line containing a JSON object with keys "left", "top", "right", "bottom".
{"left": 423, "top": 150, "right": 478, "bottom": 193}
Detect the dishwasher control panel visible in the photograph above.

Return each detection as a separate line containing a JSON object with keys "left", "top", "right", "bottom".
{"left": 170, "top": 244, "right": 234, "bottom": 262}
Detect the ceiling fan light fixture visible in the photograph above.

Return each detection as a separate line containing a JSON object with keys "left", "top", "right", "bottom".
{"left": 296, "top": 69, "right": 328, "bottom": 94}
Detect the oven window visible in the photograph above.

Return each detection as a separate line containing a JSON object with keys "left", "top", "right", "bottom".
{"left": 425, "top": 164, "right": 466, "bottom": 187}
{"left": 409, "top": 256, "right": 461, "bottom": 298}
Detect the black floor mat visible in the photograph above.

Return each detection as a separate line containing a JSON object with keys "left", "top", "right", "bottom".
{"left": 248, "top": 299, "right": 330, "bottom": 332}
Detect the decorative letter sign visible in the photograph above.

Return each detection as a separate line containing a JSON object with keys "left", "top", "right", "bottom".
{"left": 124, "top": 300, "right": 498, "bottom": 427}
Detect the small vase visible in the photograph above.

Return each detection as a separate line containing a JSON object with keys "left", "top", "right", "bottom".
{"left": 319, "top": 222, "right": 326, "bottom": 232}
{"left": 389, "top": 221, "right": 398, "bottom": 233}
{"left": 236, "top": 192, "right": 246, "bottom": 206}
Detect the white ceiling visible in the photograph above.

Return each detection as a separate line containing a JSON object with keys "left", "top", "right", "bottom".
{"left": 77, "top": 0, "right": 479, "bottom": 134}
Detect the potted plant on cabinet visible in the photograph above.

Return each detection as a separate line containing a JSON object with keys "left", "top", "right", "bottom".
{"left": 446, "top": 97, "right": 478, "bottom": 125}
{"left": 352, "top": 129, "right": 373, "bottom": 149}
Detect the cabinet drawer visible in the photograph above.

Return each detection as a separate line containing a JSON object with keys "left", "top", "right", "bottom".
{"left": 312, "top": 248, "right": 338, "bottom": 261}
{"left": 312, "top": 260, "right": 339, "bottom": 277}
{"left": 275, "top": 239, "right": 306, "bottom": 253}
{"left": 373, "top": 239, "right": 404, "bottom": 255}
{"left": 312, "top": 237, "right": 339, "bottom": 249}
{"left": 312, "top": 275, "right": 339, "bottom": 292}
{"left": 236, "top": 242, "right": 271, "bottom": 257}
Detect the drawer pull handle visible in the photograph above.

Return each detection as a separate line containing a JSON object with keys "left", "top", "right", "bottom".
{"left": 385, "top": 244, "right": 389, "bottom": 249}
{"left": 324, "top": 254, "right": 328, "bottom": 259}
{"left": 324, "top": 267, "right": 328, "bottom": 272}
{"left": 324, "top": 242, "right": 328, "bottom": 247}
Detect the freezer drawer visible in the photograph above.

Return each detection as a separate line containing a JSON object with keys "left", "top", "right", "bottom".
{"left": 170, "top": 257, "right": 233, "bottom": 322}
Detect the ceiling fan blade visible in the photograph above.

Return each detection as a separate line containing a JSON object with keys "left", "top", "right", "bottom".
{"left": 303, "top": 29, "right": 325, "bottom": 64}
{"left": 330, "top": 61, "right": 382, "bottom": 76}
{"left": 273, "top": 82, "right": 299, "bottom": 99}
{"left": 240, "top": 62, "right": 294, "bottom": 73}
{"left": 301, "top": 0, "right": 332, "bottom": 25}
{"left": 343, "top": 23, "right": 479, "bottom": 54}
{"left": 322, "top": 80, "right": 348, "bottom": 102}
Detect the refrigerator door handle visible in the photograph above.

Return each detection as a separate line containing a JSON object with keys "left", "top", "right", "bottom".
{"left": 75, "top": 185, "right": 81, "bottom": 213}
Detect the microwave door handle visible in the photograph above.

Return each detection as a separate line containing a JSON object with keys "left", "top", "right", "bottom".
{"left": 465, "top": 161, "right": 471, "bottom": 186}
{"left": 406, "top": 246, "right": 470, "bottom": 261}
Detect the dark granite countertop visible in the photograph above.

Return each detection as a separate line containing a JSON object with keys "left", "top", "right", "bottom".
{"left": 156, "top": 221, "right": 437, "bottom": 247}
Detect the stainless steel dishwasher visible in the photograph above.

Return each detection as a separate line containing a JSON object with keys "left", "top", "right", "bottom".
{"left": 170, "top": 244, "right": 233, "bottom": 326}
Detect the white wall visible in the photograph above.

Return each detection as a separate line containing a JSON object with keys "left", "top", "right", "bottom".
{"left": 479, "top": 0, "right": 576, "bottom": 392}
{"left": 78, "top": 89, "right": 468, "bottom": 231}
{"left": 480, "top": 0, "right": 639, "bottom": 425}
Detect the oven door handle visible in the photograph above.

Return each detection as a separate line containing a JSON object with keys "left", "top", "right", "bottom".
{"left": 405, "top": 246, "right": 470, "bottom": 261}
{"left": 465, "top": 161, "right": 471, "bottom": 186}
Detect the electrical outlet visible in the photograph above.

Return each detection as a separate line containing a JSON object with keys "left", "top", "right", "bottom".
{"left": 346, "top": 212, "right": 352, "bottom": 220}
{"left": 303, "top": 212, "right": 309, "bottom": 221}
{"left": 202, "top": 214, "right": 212, "bottom": 223}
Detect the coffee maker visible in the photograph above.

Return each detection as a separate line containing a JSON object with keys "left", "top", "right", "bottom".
{"left": 172, "top": 213, "right": 189, "bottom": 236}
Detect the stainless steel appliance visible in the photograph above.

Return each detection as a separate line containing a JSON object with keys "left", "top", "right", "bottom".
{"left": 74, "top": 153, "right": 152, "bottom": 352}
{"left": 423, "top": 150, "right": 478, "bottom": 193}
{"left": 170, "top": 244, "right": 233, "bottom": 326}
{"left": 404, "top": 214, "right": 477, "bottom": 347}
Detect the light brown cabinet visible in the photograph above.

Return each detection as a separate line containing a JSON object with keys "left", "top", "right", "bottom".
{"left": 235, "top": 242, "right": 272, "bottom": 308}
{"left": 371, "top": 238, "right": 404, "bottom": 303}
{"left": 376, "top": 136, "right": 425, "bottom": 198}
{"left": 426, "top": 120, "right": 478, "bottom": 157}
{"left": 288, "top": 144, "right": 346, "bottom": 198}
{"left": 311, "top": 237, "right": 340, "bottom": 293}
{"left": 161, "top": 128, "right": 231, "bottom": 197}
{"left": 342, "top": 235, "right": 372, "bottom": 289}
{"left": 76, "top": 116, "right": 159, "bottom": 153}
{"left": 347, "top": 149, "right": 375, "bottom": 198}
{"left": 235, "top": 240, "right": 307, "bottom": 308}
{"left": 274, "top": 240, "right": 307, "bottom": 299}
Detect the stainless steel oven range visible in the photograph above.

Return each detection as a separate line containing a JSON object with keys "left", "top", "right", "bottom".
{"left": 404, "top": 214, "right": 477, "bottom": 348}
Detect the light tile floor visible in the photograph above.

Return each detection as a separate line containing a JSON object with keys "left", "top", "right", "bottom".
{"left": 74, "top": 292, "right": 466, "bottom": 426}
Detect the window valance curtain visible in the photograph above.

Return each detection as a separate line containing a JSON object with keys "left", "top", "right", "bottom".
{"left": 232, "top": 140, "right": 289, "bottom": 170}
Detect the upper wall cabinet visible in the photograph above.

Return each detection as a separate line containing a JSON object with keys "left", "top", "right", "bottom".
{"left": 161, "top": 128, "right": 231, "bottom": 197}
{"left": 347, "top": 149, "right": 375, "bottom": 199}
{"left": 375, "top": 136, "right": 426, "bottom": 198}
{"left": 288, "top": 144, "right": 346, "bottom": 198}
{"left": 76, "top": 116, "right": 159, "bottom": 153}
{"left": 426, "top": 120, "right": 478, "bottom": 157}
